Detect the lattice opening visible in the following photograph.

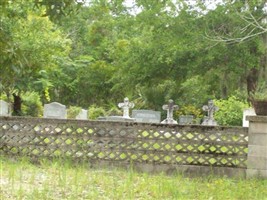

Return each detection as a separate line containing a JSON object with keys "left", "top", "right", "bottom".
{"left": 163, "top": 132, "right": 171, "bottom": 138}
{"left": 88, "top": 129, "right": 94, "bottom": 134}
{"left": 153, "top": 132, "right": 160, "bottom": 137}
{"left": 153, "top": 143, "right": 161, "bottom": 149}
{"left": 119, "top": 130, "right": 127, "bottom": 136}
{"left": 198, "top": 146, "right": 205, "bottom": 152}
{"left": 176, "top": 145, "right": 182, "bottom": 151}
{"left": 187, "top": 145, "right": 194, "bottom": 151}
{"left": 209, "top": 146, "right": 217, "bottom": 152}
{"left": 209, "top": 158, "right": 216, "bottom": 164}
{"left": 164, "top": 156, "right": 171, "bottom": 162}
{"left": 164, "top": 144, "right": 171, "bottom": 150}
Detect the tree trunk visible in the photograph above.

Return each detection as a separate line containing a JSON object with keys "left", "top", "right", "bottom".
{"left": 260, "top": 32, "right": 267, "bottom": 81}
{"left": 247, "top": 67, "right": 259, "bottom": 102}
{"left": 13, "top": 93, "right": 22, "bottom": 116}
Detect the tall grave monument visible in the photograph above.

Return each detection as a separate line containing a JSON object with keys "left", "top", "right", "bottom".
{"left": 118, "top": 97, "right": 135, "bottom": 118}
{"left": 161, "top": 99, "right": 179, "bottom": 124}
{"left": 98, "top": 97, "right": 135, "bottom": 122}
{"left": 202, "top": 99, "right": 219, "bottom": 126}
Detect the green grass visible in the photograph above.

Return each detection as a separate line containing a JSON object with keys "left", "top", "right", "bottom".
{"left": 0, "top": 156, "right": 266, "bottom": 200}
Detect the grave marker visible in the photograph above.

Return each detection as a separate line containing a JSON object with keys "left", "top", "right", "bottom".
{"left": 202, "top": 99, "right": 219, "bottom": 126}
{"left": 132, "top": 110, "right": 161, "bottom": 123}
{"left": 43, "top": 102, "right": 67, "bottom": 119}
{"left": 161, "top": 99, "right": 178, "bottom": 124}
{"left": 0, "top": 100, "right": 10, "bottom": 116}
{"left": 76, "top": 109, "right": 88, "bottom": 120}
{"left": 179, "top": 115, "right": 194, "bottom": 125}
{"left": 118, "top": 97, "right": 135, "bottom": 118}
{"left": 98, "top": 97, "right": 135, "bottom": 122}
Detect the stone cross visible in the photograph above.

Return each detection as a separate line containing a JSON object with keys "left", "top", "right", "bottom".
{"left": 202, "top": 99, "right": 218, "bottom": 120}
{"left": 202, "top": 99, "right": 219, "bottom": 126}
{"left": 161, "top": 99, "right": 179, "bottom": 124}
{"left": 118, "top": 97, "right": 135, "bottom": 118}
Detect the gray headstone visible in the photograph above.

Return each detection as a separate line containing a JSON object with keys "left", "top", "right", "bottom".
{"left": 0, "top": 100, "right": 9, "bottom": 116}
{"left": 242, "top": 108, "right": 256, "bottom": 127}
{"left": 179, "top": 115, "right": 194, "bottom": 125}
{"left": 76, "top": 109, "right": 88, "bottom": 120}
{"left": 132, "top": 110, "right": 161, "bottom": 123}
{"left": 43, "top": 102, "right": 67, "bottom": 119}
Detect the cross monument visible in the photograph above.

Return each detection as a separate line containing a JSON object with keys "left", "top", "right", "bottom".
{"left": 161, "top": 99, "right": 179, "bottom": 124}
{"left": 202, "top": 99, "right": 219, "bottom": 126}
{"left": 118, "top": 97, "right": 135, "bottom": 118}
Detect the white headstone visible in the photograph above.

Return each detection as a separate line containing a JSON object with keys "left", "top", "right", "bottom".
{"left": 132, "top": 110, "right": 161, "bottom": 123}
{"left": 0, "top": 100, "right": 9, "bottom": 116}
{"left": 43, "top": 102, "right": 67, "bottom": 119}
{"left": 243, "top": 108, "right": 256, "bottom": 127}
{"left": 76, "top": 109, "right": 88, "bottom": 120}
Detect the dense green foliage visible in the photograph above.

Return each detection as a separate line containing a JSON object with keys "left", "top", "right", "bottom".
{"left": 0, "top": 0, "right": 266, "bottom": 125}
{"left": 88, "top": 104, "right": 106, "bottom": 119}
{"left": 21, "top": 92, "right": 43, "bottom": 117}
{"left": 67, "top": 106, "right": 82, "bottom": 119}
{"left": 214, "top": 96, "right": 249, "bottom": 126}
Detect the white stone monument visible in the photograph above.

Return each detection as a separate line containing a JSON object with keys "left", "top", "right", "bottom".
{"left": 118, "top": 97, "right": 135, "bottom": 118}
{"left": 201, "top": 99, "right": 219, "bottom": 126}
{"left": 76, "top": 109, "right": 88, "bottom": 120}
{"left": 0, "top": 100, "right": 10, "bottom": 116}
{"left": 98, "top": 97, "right": 135, "bottom": 122}
{"left": 43, "top": 102, "right": 67, "bottom": 119}
{"left": 161, "top": 99, "right": 178, "bottom": 124}
{"left": 242, "top": 108, "right": 256, "bottom": 127}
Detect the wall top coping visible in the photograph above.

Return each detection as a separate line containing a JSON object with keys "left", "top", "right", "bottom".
{"left": 0, "top": 116, "right": 248, "bottom": 132}
{"left": 246, "top": 115, "right": 267, "bottom": 122}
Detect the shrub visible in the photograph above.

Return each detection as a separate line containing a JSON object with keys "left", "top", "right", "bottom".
{"left": 175, "top": 105, "right": 203, "bottom": 118}
{"left": 106, "top": 104, "right": 122, "bottom": 116}
{"left": 21, "top": 92, "right": 43, "bottom": 117}
{"left": 175, "top": 105, "right": 203, "bottom": 124}
{"left": 214, "top": 96, "right": 249, "bottom": 126}
{"left": 67, "top": 106, "right": 82, "bottom": 119}
{"left": 88, "top": 105, "right": 106, "bottom": 120}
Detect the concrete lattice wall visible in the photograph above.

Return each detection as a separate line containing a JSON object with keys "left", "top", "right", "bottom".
{"left": 0, "top": 116, "right": 251, "bottom": 178}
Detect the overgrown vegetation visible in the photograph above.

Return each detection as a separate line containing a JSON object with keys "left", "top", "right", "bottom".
{"left": 67, "top": 106, "right": 82, "bottom": 119}
{"left": 0, "top": 0, "right": 266, "bottom": 125}
{"left": 0, "top": 156, "right": 266, "bottom": 200}
{"left": 214, "top": 96, "right": 250, "bottom": 126}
